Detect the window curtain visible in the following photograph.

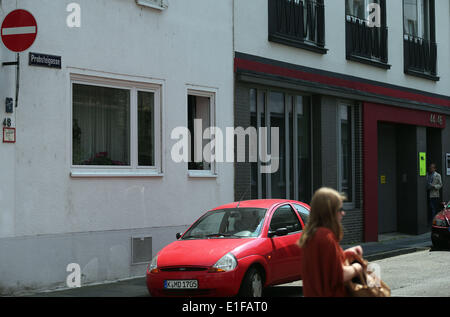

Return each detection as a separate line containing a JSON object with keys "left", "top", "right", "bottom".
{"left": 73, "top": 84, "right": 130, "bottom": 166}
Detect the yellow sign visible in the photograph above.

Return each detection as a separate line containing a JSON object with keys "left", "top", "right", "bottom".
{"left": 380, "top": 175, "right": 386, "bottom": 184}
{"left": 419, "top": 152, "right": 426, "bottom": 176}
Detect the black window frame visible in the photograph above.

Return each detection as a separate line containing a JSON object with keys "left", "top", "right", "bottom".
{"left": 269, "top": 204, "right": 302, "bottom": 234}
{"left": 345, "top": 0, "right": 390, "bottom": 69}
{"left": 268, "top": 0, "right": 327, "bottom": 54}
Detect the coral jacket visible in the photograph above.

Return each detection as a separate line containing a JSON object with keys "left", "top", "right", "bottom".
{"left": 300, "top": 227, "right": 348, "bottom": 297}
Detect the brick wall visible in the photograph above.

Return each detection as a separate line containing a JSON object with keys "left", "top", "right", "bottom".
{"left": 234, "top": 83, "right": 251, "bottom": 201}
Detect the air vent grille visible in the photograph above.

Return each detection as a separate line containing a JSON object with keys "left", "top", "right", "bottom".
{"left": 131, "top": 236, "right": 152, "bottom": 265}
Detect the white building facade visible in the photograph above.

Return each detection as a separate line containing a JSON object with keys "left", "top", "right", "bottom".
{"left": 0, "top": 0, "right": 234, "bottom": 294}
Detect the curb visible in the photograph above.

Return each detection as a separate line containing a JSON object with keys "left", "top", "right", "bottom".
{"left": 366, "top": 247, "right": 430, "bottom": 262}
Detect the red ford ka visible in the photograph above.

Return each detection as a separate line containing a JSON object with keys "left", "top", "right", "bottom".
{"left": 146, "top": 199, "right": 310, "bottom": 297}
{"left": 431, "top": 202, "right": 450, "bottom": 249}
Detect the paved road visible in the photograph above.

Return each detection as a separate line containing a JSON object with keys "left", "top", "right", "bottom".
{"left": 374, "top": 249, "right": 450, "bottom": 297}
{"left": 33, "top": 247, "right": 450, "bottom": 297}
{"left": 266, "top": 248, "right": 450, "bottom": 297}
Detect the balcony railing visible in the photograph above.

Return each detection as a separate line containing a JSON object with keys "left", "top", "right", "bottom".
{"left": 403, "top": 34, "right": 438, "bottom": 80}
{"left": 345, "top": 16, "right": 389, "bottom": 68}
{"left": 268, "top": 0, "right": 326, "bottom": 53}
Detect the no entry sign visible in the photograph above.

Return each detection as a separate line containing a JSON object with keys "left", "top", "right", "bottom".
{"left": 1, "top": 9, "right": 37, "bottom": 52}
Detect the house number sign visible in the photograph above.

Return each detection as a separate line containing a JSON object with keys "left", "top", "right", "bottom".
{"left": 430, "top": 114, "right": 443, "bottom": 126}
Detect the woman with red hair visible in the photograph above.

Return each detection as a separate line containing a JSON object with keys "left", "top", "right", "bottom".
{"left": 298, "top": 187, "right": 364, "bottom": 297}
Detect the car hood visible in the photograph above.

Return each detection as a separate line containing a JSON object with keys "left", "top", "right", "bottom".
{"left": 157, "top": 239, "right": 254, "bottom": 268}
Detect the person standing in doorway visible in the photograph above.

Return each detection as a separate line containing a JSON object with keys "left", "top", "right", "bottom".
{"left": 297, "top": 187, "right": 364, "bottom": 297}
{"left": 427, "top": 163, "right": 443, "bottom": 220}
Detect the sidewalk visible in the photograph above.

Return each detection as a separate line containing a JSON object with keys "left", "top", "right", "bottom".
{"left": 342, "top": 231, "right": 432, "bottom": 261}
{"left": 28, "top": 232, "right": 432, "bottom": 297}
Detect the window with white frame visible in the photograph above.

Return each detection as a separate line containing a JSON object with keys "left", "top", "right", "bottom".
{"left": 338, "top": 104, "right": 354, "bottom": 205}
{"left": 187, "top": 89, "right": 215, "bottom": 174}
{"left": 71, "top": 76, "right": 161, "bottom": 175}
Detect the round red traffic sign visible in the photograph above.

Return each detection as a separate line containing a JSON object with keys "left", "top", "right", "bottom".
{"left": 1, "top": 9, "right": 37, "bottom": 52}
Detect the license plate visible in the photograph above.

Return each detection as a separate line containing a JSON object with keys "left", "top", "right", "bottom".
{"left": 164, "top": 280, "right": 198, "bottom": 289}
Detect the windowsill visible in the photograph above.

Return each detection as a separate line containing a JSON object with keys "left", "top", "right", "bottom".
{"left": 71, "top": 169, "right": 163, "bottom": 178}
{"left": 188, "top": 170, "right": 218, "bottom": 178}
{"left": 404, "top": 68, "right": 440, "bottom": 82}
{"left": 346, "top": 54, "right": 391, "bottom": 70}
{"left": 269, "top": 33, "right": 328, "bottom": 54}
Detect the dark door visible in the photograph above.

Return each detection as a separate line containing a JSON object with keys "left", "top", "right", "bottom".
{"left": 378, "top": 123, "right": 398, "bottom": 234}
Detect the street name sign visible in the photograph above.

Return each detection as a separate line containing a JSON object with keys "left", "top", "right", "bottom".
{"left": 29, "top": 52, "right": 61, "bottom": 69}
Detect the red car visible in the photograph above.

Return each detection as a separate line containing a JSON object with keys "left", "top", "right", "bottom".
{"left": 146, "top": 199, "right": 310, "bottom": 297}
{"left": 431, "top": 202, "right": 450, "bottom": 249}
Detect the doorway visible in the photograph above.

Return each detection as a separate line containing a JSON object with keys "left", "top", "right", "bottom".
{"left": 378, "top": 122, "right": 425, "bottom": 235}
{"left": 426, "top": 127, "right": 443, "bottom": 225}
{"left": 378, "top": 123, "right": 398, "bottom": 234}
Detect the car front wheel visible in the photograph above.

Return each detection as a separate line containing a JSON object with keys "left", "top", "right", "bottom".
{"left": 239, "top": 267, "right": 263, "bottom": 297}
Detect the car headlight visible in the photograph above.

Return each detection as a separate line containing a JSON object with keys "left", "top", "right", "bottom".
{"left": 210, "top": 253, "right": 237, "bottom": 272}
{"left": 148, "top": 255, "right": 159, "bottom": 273}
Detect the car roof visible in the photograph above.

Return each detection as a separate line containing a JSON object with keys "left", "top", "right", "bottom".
{"left": 211, "top": 199, "right": 309, "bottom": 211}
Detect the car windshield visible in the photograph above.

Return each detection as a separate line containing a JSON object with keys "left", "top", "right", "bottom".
{"left": 182, "top": 208, "right": 267, "bottom": 240}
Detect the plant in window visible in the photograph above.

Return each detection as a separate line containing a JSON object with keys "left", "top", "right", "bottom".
{"left": 83, "top": 152, "right": 126, "bottom": 166}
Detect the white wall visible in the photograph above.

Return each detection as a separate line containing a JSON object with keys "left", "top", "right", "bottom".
{"left": 234, "top": 0, "right": 450, "bottom": 96}
{"left": 0, "top": 0, "right": 234, "bottom": 293}
{"left": 0, "top": 0, "right": 234, "bottom": 239}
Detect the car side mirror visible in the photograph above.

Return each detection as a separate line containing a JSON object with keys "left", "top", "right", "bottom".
{"left": 268, "top": 228, "right": 289, "bottom": 238}
{"left": 176, "top": 232, "right": 182, "bottom": 240}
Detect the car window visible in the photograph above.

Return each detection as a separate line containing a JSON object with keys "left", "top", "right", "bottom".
{"left": 189, "top": 212, "right": 224, "bottom": 236}
{"left": 293, "top": 203, "right": 310, "bottom": 226}
{"left": 269, "top": 205, "right": 302, "bottom": 233}
{"left": 182, "top": 208, "right": 267, "bottom": 239}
